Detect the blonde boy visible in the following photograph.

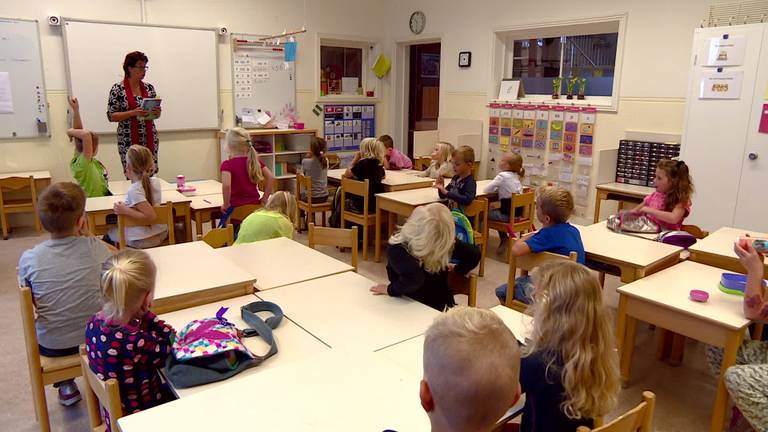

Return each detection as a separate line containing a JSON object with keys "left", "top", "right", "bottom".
{"left": 421, "top": 306, "right": 521, "bottom": 432}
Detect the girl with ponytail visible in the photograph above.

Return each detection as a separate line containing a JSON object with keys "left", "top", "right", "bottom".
{"left": 85, "top": 249, "right": 175, "bottom": 429}
{"left": 633, "top": 159, "right": 694, "bottom": 230}
{"left": 220, "top": 128, "right": 275, "bottom": 215}
{"left": 108, "top": 145, "right": 168, "bottom": 248}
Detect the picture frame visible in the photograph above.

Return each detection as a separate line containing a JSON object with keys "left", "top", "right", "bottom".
{"left": 458, "top": 51, "right": 471, "bottom": 68}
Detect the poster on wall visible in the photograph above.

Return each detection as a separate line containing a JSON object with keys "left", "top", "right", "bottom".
{"left": 706, "top": 35, "right": 746, "bottom": 66}
{"left": 699, "top": 70, "right": 744, "bottom": 99}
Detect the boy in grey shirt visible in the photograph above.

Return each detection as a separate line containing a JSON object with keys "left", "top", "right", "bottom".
{"left": 18, "top": 182, "right": 116, "bottom": 406}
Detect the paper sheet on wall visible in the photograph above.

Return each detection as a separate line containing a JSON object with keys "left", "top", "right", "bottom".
{"left": 706, "top": 35, "right": 746, "bottom": 66}
{"left": 699, "top": 70, "right": 743, "bottom": 99}
{"left": 0, "top": 72, "right": 14, "bottom": 114}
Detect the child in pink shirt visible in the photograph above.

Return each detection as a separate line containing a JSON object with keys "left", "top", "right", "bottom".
{"left": 379, "top": 134, "right": 413, "bottom": 170}
{"left": 220, "top": 128, "right": 275, "bottom": 211}
{"left": 633, "top": 159, "right": 693, "bottom": 231}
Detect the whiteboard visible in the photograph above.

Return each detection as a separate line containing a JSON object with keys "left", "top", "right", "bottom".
{"left": 0, "top": 18, "right": 49, "bottom": 139}
{"left": 231, "top": 34, "right": 296, "bottom": 125}
{"left": 63, "top": 19, "right": 220, "bottom": 134}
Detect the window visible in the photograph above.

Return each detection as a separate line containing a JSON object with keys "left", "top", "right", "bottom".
{"left": 316, "top": 36, "right": 379, "bottom": 101}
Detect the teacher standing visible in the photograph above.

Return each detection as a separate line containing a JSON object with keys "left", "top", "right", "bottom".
{"left": 107, "top": 51, "right": 161, "bottom": 173}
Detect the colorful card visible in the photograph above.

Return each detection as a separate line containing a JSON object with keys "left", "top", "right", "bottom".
{"left": 564, "top": 132, "right": 577, "bottom": 144}
{"left": 579, "top": 144, "right": 593, "bottom": 156}
{"left": 550, "top": 141, "right": 561, "bottom": 152}
{"left": 500, "top": 118, "right": 512, "bottom": 128}
{"left": 522, "top": 139, "right": 534, "bottom": 148}
{"left": 580, "top": 134, "right": 593, "bottom": 145}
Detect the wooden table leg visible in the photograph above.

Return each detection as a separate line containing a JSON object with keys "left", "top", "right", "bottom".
{"left": 375, "top": 203, "right": 382, "bottom": 262}
{"left": 615, "top": 295, "right": 628, "bottom": 354}
{"left": 593, "top": 191, "right": 605, "bottom": 223}
{"left": 710, "top": 329, "right": 745, "bottom": 432}
{"left": 194, "top": 212, "right": 203, "bottom": 239}
{"left": 620, "top": 316, "right": 637, "bottom": 387}
{"left": 185, "top": 211, "right": 192, "bottom": 242}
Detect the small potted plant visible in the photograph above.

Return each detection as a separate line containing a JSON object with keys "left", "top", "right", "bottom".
{"left": 566, "top": 77, "right": 577, "bottom": 100}
{"left": 578, "top": 77, "right": 587, "bottom": 100}
{"left": 552, "top": 77, "right": 562, "bottom": 99}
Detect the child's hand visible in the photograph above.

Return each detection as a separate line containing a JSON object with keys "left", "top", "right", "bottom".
{"left": 370, "top": 284, "right": 388, "bottom": 295}
{"left": 113, "top": 201, "right": 130, "bottom": 215}
{"left": 734, "top": 241, "right": 765, "bottom": 276}
{"left": 68, "top": 97, "right": 80, "bottom": 111}
{"left": 221, "top": 205, "right": 229, "bottom": 213}
{"left": 352, "top": 152, "right": 361, "bottom": 164}
{"left": 434, "top": 176, "right": 445, "bottom": 187}
{"left": 433, "top": 184, "right": 447, "bottom": 194}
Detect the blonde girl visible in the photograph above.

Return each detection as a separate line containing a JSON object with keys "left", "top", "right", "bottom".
{"left": 108, "top": 145, "right": 167, "bottom": 248}
{"left": 419, "top": 141, "right": 455, "bottom": 179}
{"left": 220, "top": 127, "right": 275, "bottom": 212}
{"left": 519, "top": 260, "right": 619, "bottom": 432}
{"left": 633, "top": 159, "right": 694, "bottom": 230}
{"left": 371, "top": 203, "right": 475, "bottom": 311}
{"left": 342, "top": 137, "right": 386, "bottom": 212}
{"left": 85, "top": 249, "right": 175, "bottom": 429}
{"left": 485, "top": 152, "right": 526, "bottom": 246}
{"left": 234, "top": 191, "right": 298, "bottom": 244}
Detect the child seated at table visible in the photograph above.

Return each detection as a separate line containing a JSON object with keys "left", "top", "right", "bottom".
{"left": 235, "top": 191, "right": 297, "bottom": 244}
{"left": 19, "top": 182, "right": 116, "bottom": 407}
{"left": 370, "top": 203, "right": 479, "bottom": 311}
{"left": 418, "top": 141, "right": 454, "bottom": 179}
{"left": 484, "top": 152, "right": 525, "bottom": 250}
{"left": 220, "top": 127, "right": 276, "bottom": 213}
{"left": 343, "top": 137, "right": 386, "bottom": 212}
{"left": 421, "top": 306, "right": 521, "bottom": 432}
{"left": 513, "top": 261, "right": 619, "bottom": 432}
{"left": 632, "top": 159, "right": 694, "bottom": 231}
{"left": 379, "top": 134, "right": 413, "bottom": 170}
{"left": 106, "top": 145, "right": 167, "bottom": 249}
{"left": 495, "top": 186, "right": 585, "bottom": 305}
{"left": 67, "top": 97, "right": 109, "bottom": 197}
{"left": 435, "top": 145, "right": 477, "bottom": 210}
{"left": 300, "top": 136, "right": 330, "bottom": 204}
{"left": 85, "top": 249, "right": 175, "bottom": 431}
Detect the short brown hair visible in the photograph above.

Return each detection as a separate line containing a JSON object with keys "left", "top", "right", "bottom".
{"left": 38, "top": 182, "right": 86, "bottom": 234}
{"left": 74, "top": 132, "right": 99, "bottom": 153}
{"left": 123, "top": 51, "right": 148, "bottom": 78}
{"left": 537, "top": 185, "right": 574, "bottom": 224}
{"left": 378, "top": 134, "right": 394, "bottom": 149}
{"left": 452, "top": 145, "right": 475, "bottom": 164}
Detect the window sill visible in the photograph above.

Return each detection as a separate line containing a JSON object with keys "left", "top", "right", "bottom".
{"left": 490, "top": 94, "right": 617, "bottom": 112}
{"left": 316, "top": 95, "right": 381, "bottom": 104}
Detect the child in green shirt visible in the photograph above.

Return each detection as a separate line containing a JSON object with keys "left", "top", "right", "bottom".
{"left": 67, "top": 97, "right": 109, "bottom": 197}
{"left": 234, "top": 191, "right": 297, "bottom": 244}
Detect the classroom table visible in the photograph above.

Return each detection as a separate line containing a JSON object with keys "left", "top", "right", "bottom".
{"left": 0, "top": 170, "right": 52, "bottom": 194}
{"left": 107, "top": 177, "right": 175, "bottom": 195}
{"left": 145, "top": 241, "right": 256, "bottom": 314}
{"left": 180, "top": 179, "right": 222, "bottom": 196}
{"left": 118, "top": 351, "right": 430, "bottom": 432}
{"left": 327, "top": 168, "right": 435, "bottom": 192}
{"left": 615, "top": 261, "right": 751, "bottom": 432}
{"left": 373, "top": 179, "right": 495, "bottom": 262}
{"left": 593, "top": 182, "right": 654, "bottom": 222}
{"left": 689, "top": 226, "right": 768, "bottom": 274}
{"left": 576, "top": 222, "right": 683, "bottom": 283}
{"left": 85, "top": 190, "right": 193, "bottom": 241}
{"left": 158, "top": 294, "right": 330, "bottom": 398}
{"left": 189, "top": 193, "right": 223, "bottom": 236}
{"left": 214, "top": 237, "right": 354, "bottom": 290}
{"left": 256, "top": 271, "right": 440, "bottom": 352}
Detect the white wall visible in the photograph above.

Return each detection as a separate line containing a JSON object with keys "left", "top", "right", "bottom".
{"left": 0, "top": 0, "right": 390, "bottom": 183}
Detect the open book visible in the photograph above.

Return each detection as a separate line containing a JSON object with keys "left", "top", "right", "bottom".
{"left": 138, "top": 98, "right": 162, "bottom": 121}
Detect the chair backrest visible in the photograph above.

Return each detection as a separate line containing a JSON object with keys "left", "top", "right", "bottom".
{"left": 681, "top": 224, "right": 709, "bottom": 239}
{"left": 576, "top": 391, "right": 655, "bottom": 432}
{"left": 506, "top": 250, "right": 578, "bottom": 310}
{"left": 510, "top": 190, "right": 536, "bottom": 220}
{"left": 117, "top": 201, "right": 175, "bottom": 249}
{"left": 79, "top": 345, "right": 123, "bottom": 430}
{"left": 198, "top": 224, "right": 234, "bottom": 248}
{"left": 413, "top": 156, "right": 431, "bottom": 171}
{"left": 0, "top": 176, "right": 37, "bottom": 209}
{"left": 326, "top": 153, "right": 341, "bottom": 169}
{"left": 19, "top": 285, "right": 43, "bottom": 373}
{"left": 341, "top": 177, "right": 370, "bottom": 216}
{"left": 462, "top": 198, "right": 488, "bottom": 235}
{"left": 230, "top": 203, "right": 261, "bottom": 222}
{"left": 296, "top": 173, "right": 312, "bottom": 199}
{"left": 308, "top": 223, "right": 358, "bottom": 271}
{"left": 448, "top": 271, "right": 477, "bottom": 307}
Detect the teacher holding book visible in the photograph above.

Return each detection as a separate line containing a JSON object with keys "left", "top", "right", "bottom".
{"left": 107, "top": 51, "right": 162, "bottom": 173}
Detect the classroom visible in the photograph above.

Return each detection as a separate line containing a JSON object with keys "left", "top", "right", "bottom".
{"left": 1, "top": 0, "right": 767, "bottom": 431}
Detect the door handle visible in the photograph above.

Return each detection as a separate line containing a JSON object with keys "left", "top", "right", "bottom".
{"left": 749, "top": 152, "right": 758, "bottom": 160}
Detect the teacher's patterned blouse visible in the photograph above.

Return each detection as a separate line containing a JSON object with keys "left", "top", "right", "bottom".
{"left": 107, "top": 81, "right": 160, "bottom": 169}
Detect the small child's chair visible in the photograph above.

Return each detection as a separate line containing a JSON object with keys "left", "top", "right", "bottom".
{"left": 340, "top": 178, "right": 375, "bottom": 260}
{"left": 308, "top": 223, "right": 358, "bottom": 271}
{"left": 448, "top": 270, "right": 478, "bottom": 307}
{"left": 506, "top": 251, "right": 579, "bottom": 313}
{"left": 0, "top": 175, "right": 42, "bottom": 240}
{"left": 117, "top": 201, "right": 175, "bottom": 249}
{"left": 296, "top": 173, "right": 332, "bottom": 232}
{"left": 19, "top": 285, "right": 82, "bottom": 432}
{"left": 487, "top": 190, "right": 535, "bottom": 256}
{"left": 198, "top": 224, "right": 235, "bottom": 248}
{"left": 462, "top": 198, "right": 489, "bottom": 276}
{"left": 576, "top": 391, "right": 655, "bottom": 432}
{"left": 79, "top": 345, "right": 123, "bottom": 431}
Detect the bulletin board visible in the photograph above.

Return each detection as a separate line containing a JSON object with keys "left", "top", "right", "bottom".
{"left": 323, "top": 104, "right": 376, "bottom": 151}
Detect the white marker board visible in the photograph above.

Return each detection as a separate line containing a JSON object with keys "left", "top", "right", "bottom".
{"left": 63, "top": 19, "right": 220, "bottom": 134}
{"left": 0, "top": 18, "right": 49, "bottom": 139}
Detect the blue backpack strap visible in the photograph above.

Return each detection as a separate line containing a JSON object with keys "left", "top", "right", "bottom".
{"left": 240, "top": 301, "right": 283, "bottom": 361}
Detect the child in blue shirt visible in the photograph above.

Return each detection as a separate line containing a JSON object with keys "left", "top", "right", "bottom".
{"left": 496, "top": 185, "right": 585, "bottom": 304}
{"left": 435, "top": 145, "right": 476, "bottom": 209}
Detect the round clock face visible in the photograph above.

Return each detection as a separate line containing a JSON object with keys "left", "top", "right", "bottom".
{"left": 410, "top": 11, "right": 426, "bottom": 34}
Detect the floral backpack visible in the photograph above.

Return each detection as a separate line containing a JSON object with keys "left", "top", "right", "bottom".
{"left": 165, "top": 301, "right": 283, "bottom": 388}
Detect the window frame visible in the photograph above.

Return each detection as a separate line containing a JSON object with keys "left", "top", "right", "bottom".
{"left": 490, "top": 14, "right": 627, "bottom": 112}
{"left": 315, "top": 33, "right": 381, "bottom": 103}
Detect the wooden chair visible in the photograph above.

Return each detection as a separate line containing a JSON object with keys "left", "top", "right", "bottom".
{"left": 506, "top": 251, "right": 579, "bottom": 313}
{"left": 326, "top": 153, "right": 341, "bottom": 169}
{"left": 197, "top": 224, "right": 234, "bottom": 248}
{"left": 463, "top": 198, "right": 489, "bottom": 276}
{"left": 0, "top": 176, "right": 42, "bottom": 240}
{"left": 341, "top": 177, "right": 376, "bottom": 260}
{"left": 576, "top": 391, "right": 655, "bottom": 432}
{"left": 448, "top": 270, "right": 478, "bottom": 307}
{"left": 117, "top": 201, "right": 175, "bottom": 249}
{"left": 682, "top": 224, "right": 709, "bottom": 239}
{"left": 413, "top": 156, "right": 431, "bottom": 171}
{"left": 487, "top": 190, "right": 536, "bottom": 256}
{"left": 229, "top": 204, "right": 261, "bottom": 223}
{"left": 79, "top": 346, "right": 123, "bottom": 432}
{"left": 296, "top": 173, "right": 332, "bottom": 232}
{"left": 19, "top": 286, "right": 81, "bottom": 432}
{"left": 308, "top": 223, "right": 358, "bottom": 271}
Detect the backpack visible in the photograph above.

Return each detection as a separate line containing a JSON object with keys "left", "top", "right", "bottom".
{"left": 452, "top": 209, "right": 474, "bottom": 245}
{"left": 165, "top": 301, "right": 282, "bottom": 388}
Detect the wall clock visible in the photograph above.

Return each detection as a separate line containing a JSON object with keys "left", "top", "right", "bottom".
{"left": 410, "top": 11, "right": 426, "bottom": 35}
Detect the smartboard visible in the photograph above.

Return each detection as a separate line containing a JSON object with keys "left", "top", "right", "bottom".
{"left": 63, "top": 19, "right": 220, "bottom": 134}
{"left": 0, "top": 18, "right": 49, "bottom": 139}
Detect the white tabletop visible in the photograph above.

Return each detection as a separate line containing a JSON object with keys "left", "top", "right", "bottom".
{"left": 181, "top": 180, "right": 223, "bottom": 196}
{"left": 85, "top": 190, "right": 191, "bottom": 212}
{"left": 257, "top": 271, "right": 441, "bottom": 352}
{"left": 158, "top": 295, "right": 330, "bottom": 398}
{"left": 0, "top": 170, "right": 51, "bottom": 180}
{"left": 214, "top": 237, "right": 354, "bottom": 290}
{"left": 118, "top": 351, "right": 429, "bottom": 432}
{"left": 189, "top": 193, "right": 223, "bottom": 211}
{"left": 108, "top": 178, "right": 175, "bottom": 195}
{"left": 327, "top": 168, "right": 434, "bottom": 188}
{"left": 576, "top": 222, "right": 683, "bottom": 267}
{"left": 617, "top": 261, "right": 750, "bottom": 330}
{"left": 596, "top": 182, "right": 655, "bottom": 196}
{"left": 144, "top": 242, "right": 256, "bottom": 304}
{"left": 376, "top": 187, "right": 443, "bottom": 206}
{"left": 689, "top": 226, "right": 768, "bottom": 264}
